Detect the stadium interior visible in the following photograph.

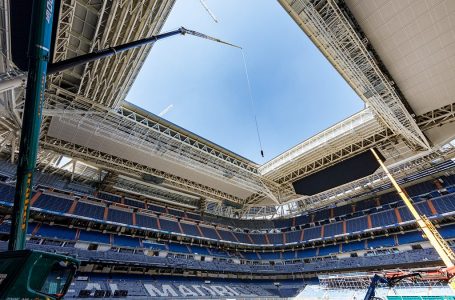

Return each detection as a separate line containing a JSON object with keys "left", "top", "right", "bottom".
{"left": 1, "top": 0, "right": 455, "bottom": 299}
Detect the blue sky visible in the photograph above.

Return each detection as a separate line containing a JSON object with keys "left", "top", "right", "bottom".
{"left": 126, "top": 0, "right": 363, "bottom": 164}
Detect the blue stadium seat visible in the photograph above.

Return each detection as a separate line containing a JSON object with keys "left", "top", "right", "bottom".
{"left": 342, "top": 241, "right": 365, "bottom": 252}
{"left": 355, "top": 198, "right": 378, "bottom": 212}
{"left": 397, "top": 231, "right": 424, "bottom": 245}
{"left": 74, "top": 202, "right": 105, "bottom": 220}
{"left": 323, "top": 222, "right": 343, "bottom": 237}
{"left": 0, "top": 222, "right": 10, "bottom": 233}
{"left": 438, "top": 224, "right": 455, "bottom": 239}
{"left": 199, "top": 226, "right": 219, "bottom": 240}
{"left": 415, "top": 201, "right": 433, "bottom": 216}
{"left": 234, "top": 232, "right": 251, "bottom": 244}
{"left": 97, "top": 192, "right": 121, "bottom": 203}
{"left": 113, "top": 235, "right": 140, "bottom": 248}
{"left": 168, "top": 243, "right": 190, "bottom": 254}
{"left": 35, "top": 224, "right": 76, "bottom": 240}
{"left": 304, "top": 226, "right": 321, "bottom": 241}
{"left": 294, "top": 214, "right": 310, "bottom": 226}
{"left": 147, "top": 203, "right": 166, "bottom": 214}
{"left": 135, "top": 214, "right": 158, "bottom": 229}
{"left": 159, "top": 218, "right": 181, "bottom": 233}
{"left": 285, "top": 230, "right": 301, "bottom": 244}
{"left": 273, "top": 218, "right": 292, "bottom": 229}
{"left": 313, "top": 209, "right": 330, "bottom": 222}
{"left": 296, "top": 248, "right": 316, "bottom": 258}
{"left": 142, "top": 241, "right": 167, "bottom": 251}
{"left": 282, "top": 251, "right": 296, "bottom": 260}
{"left": 33, "top": 194, "right": 73, "bottom": 213}
{"left": 124, "top": 198, "right": 144, "bottom": 209}
{"left": 367, "top": 236, "right": 395, "bottom": 249}
{"left": 242, "top": 252, "right": 260, "bottom": 260}
{"left": 398, "top": 206, "right": 414, "bottom": 222}
{"left": 107, "top": 209, "right": 133, "bottom": 225}
{"left": 217, "top": 229, "right": 237, "bottom": 242}
{"left": 405, "top": 181, "right": 436, "bottom": 197}
{"left": 168, "top": 208, "right": 184, "bottom": 218}
{"left": 333, "top": 204, "right": 353, "bottom": 218}
{"left": 180, "top": 222, "right": 200, "bottom": 237}
{"left": 432, "top": 194, "right": 455, "bottom": 214}
{"left": 188, "top": 245, "right": 211, "bottom": 256}
{"left": 250, "top": 234, "right": 267, "bottom": 244}
{"left": 0, "top": 183, "right": 16, "bottom": 202}
{"left": 267, "top": 233, "right": 283, "bottom": 245}
{"left": 79, "top": 230, "right": 110, "bottom": 244}
{"left": 259, "top": 252, "right": 281, "bottom": 260}
{"left": 380, "top": 193, "right": 400, "bottom": 205}
{"left": 370, "top": 210, "right": 398, "bottom": 228}
{"left": 318, "top": 244, "right": 340, "bottom": 256}
{"left": 186, "top": 212, "right": 201, "bottom": 221}
{"left": 346, "top": 216, "right": 368, "bottom": 233}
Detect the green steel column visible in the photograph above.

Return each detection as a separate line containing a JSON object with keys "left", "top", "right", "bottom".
{"left": 8, "top": 0, "right": 55, "bottom": 251}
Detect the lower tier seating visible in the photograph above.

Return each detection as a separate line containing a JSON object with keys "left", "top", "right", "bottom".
{"left": 66, "top": 275, "right": 306, "bottom": 299}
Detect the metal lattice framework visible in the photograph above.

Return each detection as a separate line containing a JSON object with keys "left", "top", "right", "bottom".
{"left": 278, "top": 0, "right": 429, "bottom": 151}
{"left": 260, "top": 109, "right": 394, "bottom": 185}
{"left": 113, "top": 175, "right": 200, "bottom": 208}
{"left": 43, "top": 87, "right": 284, "bottom": 202}
{"left": 319, "top": 272, "right": 448, "bottom": 290}
{"left": 40, "top": 134, "right": 245, "bottom": 204}
{"left": 50, "top": 0, "right": 175, "bottom": 108}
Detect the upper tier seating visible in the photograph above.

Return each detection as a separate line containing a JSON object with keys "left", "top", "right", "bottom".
{"left": 124, "top": 198, "right": 144, "bottom": 208}
{"left": 159, "top": 218, "right": 181, "bottom": 233}
{"left": 33, "top": 193, "right": 73, "bottom": 213}
{"left": 113, "top": 235, "right": 141, "bottom": 248}
{"left": 79, "top": 229, "right": 110, "bottom": 244}
{"left": 107, "top": 209, "right": 133, "bottom": 225}
{"left": 74, "top": 202, "right": 105, "bottom": 220}
{"left": 1, "top": 174, "right": 455, "bottom": 248}
{"left": 97, "top": 192, "right": 121, "bottom": 203}
{"left": 135, "top": 213, "right": 158, "bottom": 229}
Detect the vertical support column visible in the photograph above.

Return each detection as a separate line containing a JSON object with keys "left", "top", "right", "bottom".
{"left": 367, "top": 215, "right": 372, "bottom": 229}
{"left": 394, "top": 208, "right": 402, "bottom": 223}
{"left": 103, "top": 206, "right": 109, "bottom": 221}
{"left": 427, "top": 199, "right": 437, "bottom": 215}
{"left": 29, "top": 191, "right": 42, "bottom": 206}
{"left": 214, "top": 227, "right": 222, "bottom": 240}
{"left": 9, "top": 0, "right": 56, "bottom": 251}
{"left": 68, "top": 198, "right": 78, "bottom": 214}
{"left": 264, "top": 233, "right": 270, "bottom": 245}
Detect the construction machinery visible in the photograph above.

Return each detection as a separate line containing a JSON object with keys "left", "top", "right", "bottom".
{"left": 371, "top": 148, "right": 455, "bottom": 289}
{"left": 0, "top": 250, "right": 79, "bottom": 299}
{"left": 1, "top": 0, "right": 240, "bottom": 298}
{"left": 364, "top": 272, "right": 421, "bottom": 300}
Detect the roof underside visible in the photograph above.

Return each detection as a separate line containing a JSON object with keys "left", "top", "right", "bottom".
{"left": 0, "top": 0, "right": 455, "bottom": 217}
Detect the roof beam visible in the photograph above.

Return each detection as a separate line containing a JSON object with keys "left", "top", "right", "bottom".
{"left": 40, "top": 135, "right": 245, "bottom": 204}
{"left": 278, "top": 0, "right": 429, "bottom": 150}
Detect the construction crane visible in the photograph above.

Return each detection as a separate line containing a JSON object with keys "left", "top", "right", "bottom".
{"left": 371, "top": 148, "right": 455, "bottom": 289}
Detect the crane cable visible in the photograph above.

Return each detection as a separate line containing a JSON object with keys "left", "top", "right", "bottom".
{"left": 199, "top": 0, "right": 219, "bottom": 23}
{"left": 241, "top": 50, "right": 264, "bottom": 158}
